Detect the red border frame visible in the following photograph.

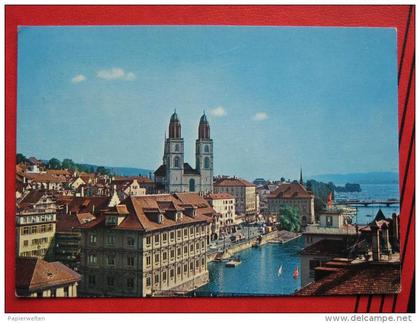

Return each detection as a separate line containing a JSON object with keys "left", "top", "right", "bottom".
{"left": 5, "top": 5, "right": 415, "bottom": 313}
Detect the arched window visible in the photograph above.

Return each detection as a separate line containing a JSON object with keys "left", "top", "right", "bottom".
{"left": 204, "top": 145, "right": 209, "bottom": 153}
{"left": 189, "top": 178, "right": 195, "bottom": 192}
{"left": 204, "top": 157, "right": 210, "bottom": 169}
{"left": 174, "top": 156, "right": 180, "bottom": 168}
{"left": 175, "top": 144, "right": 179, "bottom": 152}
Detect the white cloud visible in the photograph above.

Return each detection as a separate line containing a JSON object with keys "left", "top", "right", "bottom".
{"left": 71, "top": 74, "right": 86, "bottom": 83}
{"left": 96, "top": 68, "right": 136, "bottom": 81}
{"left": 209, "top": 106, "right": 226, "bottom": 117}
{"left": 253, "top": 112, "right": 268, "bottom": 121}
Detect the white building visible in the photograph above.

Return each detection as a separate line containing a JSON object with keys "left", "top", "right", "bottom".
{"left": 205, "top": 193, "right": 236, "bottom": 240}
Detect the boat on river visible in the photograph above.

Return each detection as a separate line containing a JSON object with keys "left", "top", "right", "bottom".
{"left": 226, "top": 257, "right": 241, "bottom": 267}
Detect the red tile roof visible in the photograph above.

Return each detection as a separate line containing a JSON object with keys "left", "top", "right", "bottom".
{"left": 300, "top": 239, "right": 349, "bottom": 257}
{"left": 214, "top": 177, "right": 255, "bottom": 187}
{"left": 268, "top": 182, "right": 313, "bottom": 199}
{"left": 295, "top": 262, "right": 401, "bottom": 295}
{"left": 79, "top": 193, "right": 214, "bottom": 232}
{"left": 16, "top": 257, "right": 80, "bottom": 295}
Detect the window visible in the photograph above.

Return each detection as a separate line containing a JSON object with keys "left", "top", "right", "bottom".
{"left": 189, "top": 178, "right": 195, "bottom": 192}
{"left": 177, "top": 266, "right": 181, "bottom": 275}
{"left": 201, "top": 257, "right": 205, "bottom": 266}
{"left": 23, "top": 240, "right": 28, "bottom": 246}
{"left": 204, "top": 145, "right": 209, "bottom": 153}
{"left": 107, "top": 255, "right": 115, "bottom": 266}
{"left": 190, "top": 244, "right": 194, "bottom": 252}
{"left": 170, "top": 250, "right": 175, "bottom": 259}
{"left": 154, "top": 254, "right": 160, "bottom": 263}
{"left": 88, "top": 275, "right": 96, "bottom": 285}
{"left": 175, "top": 144, "right": 179, "bottom": 152}
{"left": 127, "top": 237, "right": 135, "bottom": 246}
{"left": 177, "top": 248, "right": 181, "bottom": 257}
{"left": 88, "top": 254, "right": 97, "bottom": 264}
{"left": 177, "top": 230, "right": 181, "bottom": 239}
{"left": 201, "top": 241, "right": 205, "bottom": 249}
{"left": 184, "top": 228, "right": 188, "bottom": 237}
{"left": 190, "top": 227, "right": 194, "bottom": 235}
{"left": 89, "top": 234, "right": 96, "bottom": 244}
{"left": 127, "top": 256, "right": 135, "bottom": 267}
{"left": 22, "top": 227, "right": 29, "bottom": 235}
{"left": 146, "top": 256, "right": 151, "bottom": 266}
{"left": 146, "top": 277, "right": 151, "bottom": 287}
{"left": 146, "top": 236, "right": 151, "bottom": 245}
{"left": 204, "top": 157, "right": 210, "bottom": 169}
{"left": 107, "top": 276, "right": 114, "bottom": 286}
{"left": 163, "top": 252, "right": 167, "bottom": 261}
{"left": 154, "top": 235, "right": 160, "bottom": 243}
{"left": 184, "top": 264, "right": 188, "bottom": 273}
{"left": 184, "top": 246, "right": 188, "bottom": 254}
{"left": 31, "top": 226, "right": 37, "bottom": 234}
{"left": 107, "top": 235, "right": 115, "bottom": 245}
{"left": 174, "top": 156, "right": 180, "bottom": 168}
{"left": 162, "top": 271, "right": 167, "bottom": 282}
{"left": 162, "top": 233, "right": 167, "bottom": 242}
{"left": 190, "top": 262, "right": 194, "bottom": 271}
{"left": 196, "top": 243, "right": 200, "bottom": 251}
{"left": 326, "top": 216, "right": 333, "bottom": 227}
{"left": 127, "top": 278, "right": 134, "bottom": 288}
{"left": 154, "top": 274, "right": 159, "bottom": 284}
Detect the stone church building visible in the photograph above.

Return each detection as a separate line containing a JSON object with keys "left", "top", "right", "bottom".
{"left": 154, "top": 111, "right": 213, "bottom": 194}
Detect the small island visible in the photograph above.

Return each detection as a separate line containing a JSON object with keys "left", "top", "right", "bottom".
{"left": 334, "top": 183, "right": 362, "bottom": 193}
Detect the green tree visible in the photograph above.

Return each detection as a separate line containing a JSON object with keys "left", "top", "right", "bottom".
{"left": 47, "top": 158, "right": 62, "bottom": 170}
{"left": 62, "top": 158, "right": 76, "bottom": 170}
{"left": 96, "top": 166, "right": 110, "bottom": 175}
{"left": 277, "top": 207, "right": 301, "bottom": 232}
{"left": 16, "top": 153, "right": 27, "bottom": 164}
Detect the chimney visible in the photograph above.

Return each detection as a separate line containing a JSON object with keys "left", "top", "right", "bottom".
{"left": 65, "top": 203, "right": 69, "bottom": 215}
{"left": 381, "top": 224, "right": 391, "bottom": 255}
{"left": 392, "top": 213, "right": 399, "bottom": 249}
{"left": 370, "top": 224, "right": 381, "bottom": 261}
{"left": 92, "top": 204, "right": 95, "bottom": 214}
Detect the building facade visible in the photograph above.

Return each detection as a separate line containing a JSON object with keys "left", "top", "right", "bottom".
{"left": 267, "top": 182, "right": 315, "bottom": 226}
{"left": 16, "top": 191, "right": 57, "bottom": 258}
{"left": 205, "top": 193, "right": 236, "bottom": 240}
{"left": 78, "top": 193, "right": 213, "bottom": 297}
{"left": 213, "top": 177, "right": 257, "bottom": 218}
{"left": 154, "top": 112, "right": 213, "bottom": 194}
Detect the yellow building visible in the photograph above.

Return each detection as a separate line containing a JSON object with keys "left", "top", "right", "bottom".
{"left": 78, "top": 192, "right": 213, "bottom": 297}
{"left": 16, "top": 190, "right": 57, "bottom": 258}
{"left": 267, "top": 182, "right": 315, "bottom": 226}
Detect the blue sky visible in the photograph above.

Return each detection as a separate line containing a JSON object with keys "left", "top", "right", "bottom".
{"left": 17, "top": 26, "right": 398, "bottom": 180}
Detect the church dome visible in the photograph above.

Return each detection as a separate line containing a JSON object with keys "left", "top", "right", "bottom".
{"left": 198, "top": 113, "right": 210, "bottom": 140}
{"left": 200, "top": 113, "right": 208, "bottom": 124}
{"left": 169, "top": 110, "right": 181, "bottom": 139}
{"left": 170, "top": 111, "right": 179, "bottom": 122}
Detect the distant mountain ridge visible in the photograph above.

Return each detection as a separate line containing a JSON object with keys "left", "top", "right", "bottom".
{"left": 311, "top": 171, "right": 399, "bottom": 184}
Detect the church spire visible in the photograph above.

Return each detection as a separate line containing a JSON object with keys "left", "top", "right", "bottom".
{"left": 299, "top": 167, "right": 303, "bottom": 185}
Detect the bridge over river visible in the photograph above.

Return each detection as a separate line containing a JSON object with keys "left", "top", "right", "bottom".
{"left": 335, "top": 199, "right": 400, "bottom": 207}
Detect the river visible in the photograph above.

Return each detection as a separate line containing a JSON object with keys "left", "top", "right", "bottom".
{"left": 197, "top": 237, "right": 303, "bottom": 296}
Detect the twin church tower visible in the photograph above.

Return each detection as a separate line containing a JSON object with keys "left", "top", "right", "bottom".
{"left": 154, "top": 111, "right": 214, "bottom": 194}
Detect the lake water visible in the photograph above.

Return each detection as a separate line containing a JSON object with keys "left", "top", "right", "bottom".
{"left": 335, "top": 183, "right": 400, "bottom": 224}
{"left": 197, "top": 237, "right": 303, "bottom": 296}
